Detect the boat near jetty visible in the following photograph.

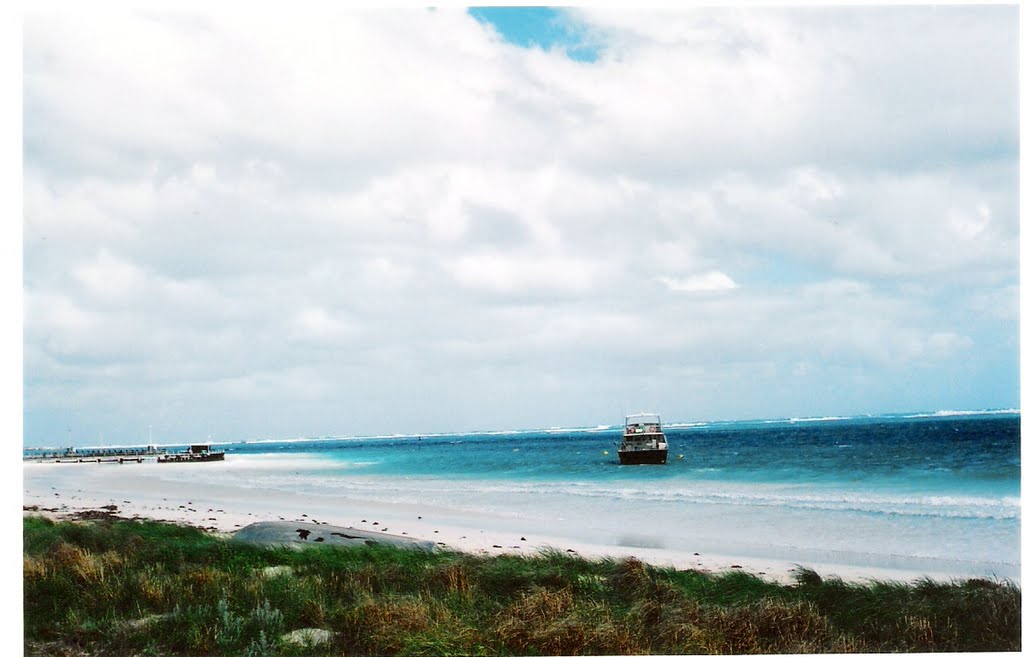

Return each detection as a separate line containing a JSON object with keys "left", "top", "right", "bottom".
{"left": 618, "top": 413, "right": 668, "bottom": 464}
{"left": 157, "top": 444, "right": 225, "bottom": 464}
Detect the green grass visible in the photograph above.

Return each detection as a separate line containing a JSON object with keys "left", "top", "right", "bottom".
{"left": 23, "top": 516, "right": 1021, "bottom": 655}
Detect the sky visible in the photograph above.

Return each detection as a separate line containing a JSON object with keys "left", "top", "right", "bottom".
{"left": 20, "top": 5, "right": 1020, "bottom": 447}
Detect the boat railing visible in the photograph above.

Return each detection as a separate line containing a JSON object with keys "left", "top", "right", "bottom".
{"left": 619, "top": 438, "right": 666, "bottom": 451}
{"left": 625, "top": 424, "right": 663, "bottom": 434}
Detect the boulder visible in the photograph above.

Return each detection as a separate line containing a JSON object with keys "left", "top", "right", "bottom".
{"left": 231, "top": 520, "right": 436, "bottom": 551}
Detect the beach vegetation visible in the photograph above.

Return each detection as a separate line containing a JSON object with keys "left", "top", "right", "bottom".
{"left": 23, "top": 516, "right": 1021, "bottom": 655}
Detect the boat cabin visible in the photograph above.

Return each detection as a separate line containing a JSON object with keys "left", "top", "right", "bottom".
{"left": 624, "top": 413, "right": 663, "bottom": 435}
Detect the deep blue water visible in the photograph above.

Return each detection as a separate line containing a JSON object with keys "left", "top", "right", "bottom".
{"left": 222, "top": 413, "right": 1020, "bottom": 501}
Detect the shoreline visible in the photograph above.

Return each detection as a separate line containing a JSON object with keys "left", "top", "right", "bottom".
{"left": 23, "top": 461, "right": 1019, "bottom": 585}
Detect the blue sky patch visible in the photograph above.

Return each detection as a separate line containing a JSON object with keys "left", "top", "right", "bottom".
{"left": 469, "top": 7, "right": 601, "bottom": 62}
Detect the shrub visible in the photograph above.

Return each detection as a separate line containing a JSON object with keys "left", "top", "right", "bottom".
{"left": 22, "top": 516, "right": 1023, "bottom": 655}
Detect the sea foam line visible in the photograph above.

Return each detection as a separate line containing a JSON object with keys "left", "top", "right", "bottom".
{"left": 195, "top": 468, "right": 1021, "bottom": 521}
{"left": 904, "top": 409, "right": 1021, "bottom": 419}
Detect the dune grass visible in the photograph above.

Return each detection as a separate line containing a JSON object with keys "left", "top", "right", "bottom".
{"left": 23, "top": 515, "right": 1021, "bottom": 655}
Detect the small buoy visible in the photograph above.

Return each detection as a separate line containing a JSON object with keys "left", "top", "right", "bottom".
{"left": 677, "top": 454, "right": 683, "bottom": 459}
{"left": 603, "top": 450, "right": 609, "bottom": 455}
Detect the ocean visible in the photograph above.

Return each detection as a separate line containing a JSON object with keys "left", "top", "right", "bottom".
{"left": 28, "top": 411, "right": 1021, "bottom": 580}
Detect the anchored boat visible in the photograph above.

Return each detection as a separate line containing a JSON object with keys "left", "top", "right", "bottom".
{"left": 618, "top": 413, "right": 668, "bottom": 464}
{"left": 157, "top": 444, "right": 225, "bottom": 464}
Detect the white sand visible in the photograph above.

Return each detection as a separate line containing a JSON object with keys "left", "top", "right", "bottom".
{"left": 22, "top": 461, "right": 1014, "bottom": 585}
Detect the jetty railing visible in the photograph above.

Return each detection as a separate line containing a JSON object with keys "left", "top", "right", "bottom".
{"left": 23, "top": 446, "right": 168, "bottom": 463}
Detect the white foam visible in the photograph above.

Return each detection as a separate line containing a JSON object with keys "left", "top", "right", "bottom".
{"left": 195, "top": 467, "right": 1020, "bottom": 522}
{"left": 905, "top": 409, "right": 1021, "bottom": 419}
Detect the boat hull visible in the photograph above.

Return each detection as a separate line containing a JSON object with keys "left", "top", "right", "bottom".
{"left": 618, "top": 449, "right": 667, "bottom": 465}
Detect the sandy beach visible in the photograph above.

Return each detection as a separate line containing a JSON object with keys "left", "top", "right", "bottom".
{"left": 23, "top": 460, "right": 1015, "bottom": 585}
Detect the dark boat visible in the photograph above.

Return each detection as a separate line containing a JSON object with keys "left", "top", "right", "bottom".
{"left": 157, "top": 444, "right": 225, "bottom": 463}
{"left": 618, "top": 413, "right": 668, "bottom": 464}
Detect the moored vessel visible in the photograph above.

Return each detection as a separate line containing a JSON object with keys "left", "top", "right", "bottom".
{"left": 157, "top": 444, "right": 225, "bottom": 463}
{"left": 618, "top": 413, "right": 668, "bottom": 464}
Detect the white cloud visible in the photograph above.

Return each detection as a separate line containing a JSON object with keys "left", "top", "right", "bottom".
{"left": 71, "top": 250, "right": 147, "bottom": 303}
{"left": 21, "top": 7, "right": 1018, "bottom": 441}
{"left": 658, "top": 271, "right": 737, "bottom": 293}
{"left": 948, "top": 203, "right": 991, "bottom": 241}
{"left": 445, "top": 252, "right": 596, "bottom": 296}
{"left": 288, "top": 307, "right": 357, "bottom": 344}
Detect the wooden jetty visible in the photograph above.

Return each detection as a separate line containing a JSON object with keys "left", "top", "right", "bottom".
{"left": 25, "top": 444, "right": 228, "bottom": 465}
{"left": 23, "top": 445, "right": 167, "bottom": 464}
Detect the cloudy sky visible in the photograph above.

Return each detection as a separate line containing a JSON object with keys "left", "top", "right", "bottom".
{"left": 22, "top": 6, "right": 1019, "bottom": 446}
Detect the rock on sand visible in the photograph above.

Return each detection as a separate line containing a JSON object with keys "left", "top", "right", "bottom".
{"left": 232, "top": 520, "right": 436, "bottom": 551}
